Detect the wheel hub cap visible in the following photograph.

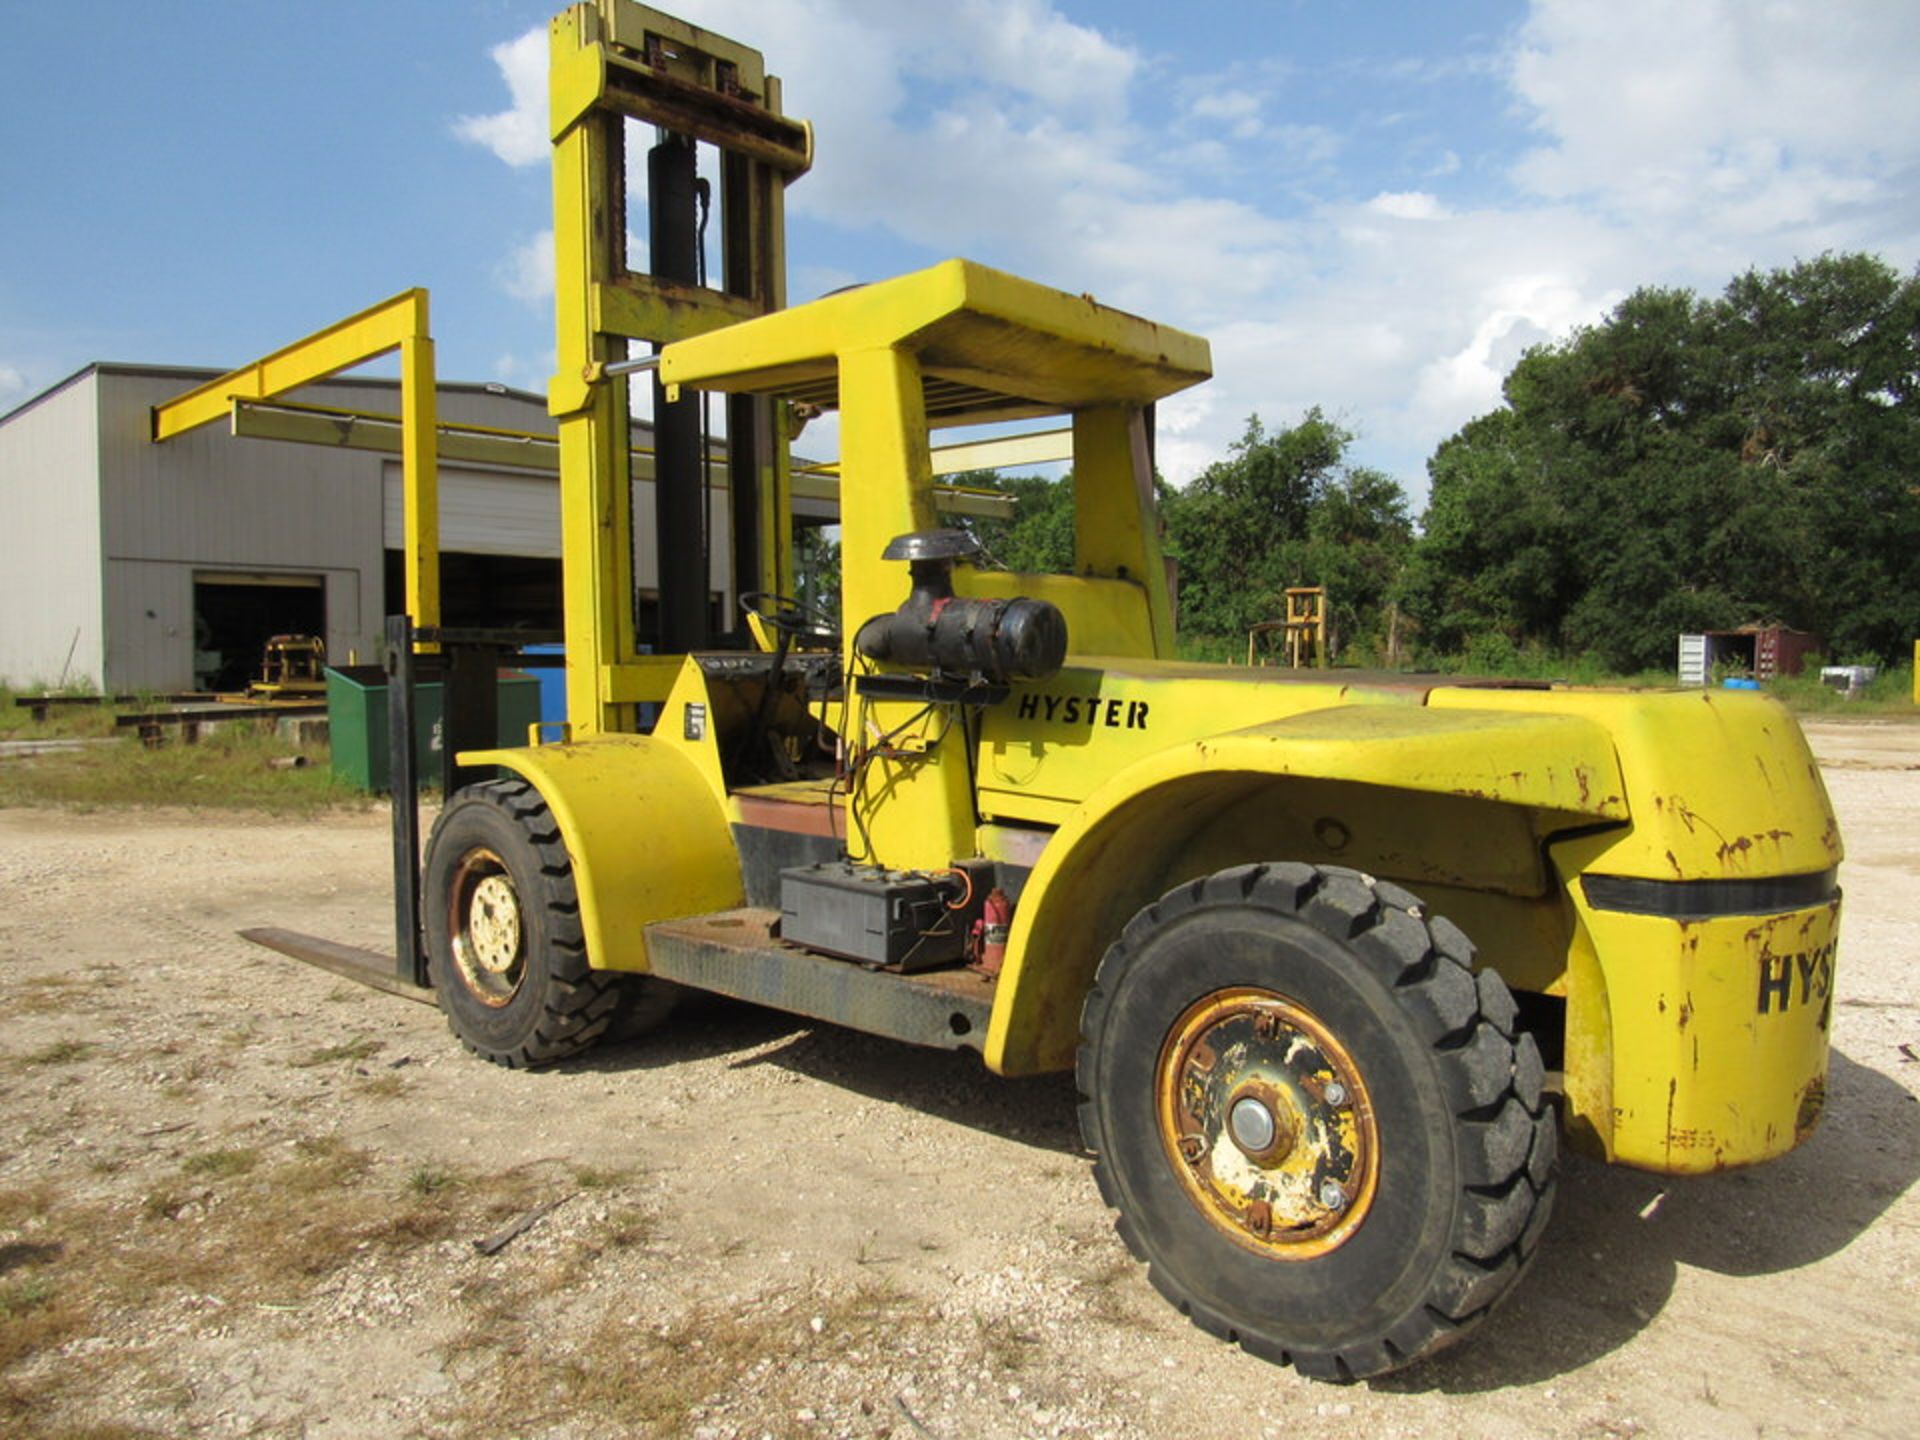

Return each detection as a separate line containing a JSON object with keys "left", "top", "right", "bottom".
{"left": 447, "top": 847, "right": 526, "bottom": 1008}
{"left": 467, "top": 876, "right": 521, "bottom": 973}
{"left": 1229, "top": 1095, "right": 1279, "bottom": 1155}
{"left": 1157, "top": 987, "right": 1378, "bottom": 1258}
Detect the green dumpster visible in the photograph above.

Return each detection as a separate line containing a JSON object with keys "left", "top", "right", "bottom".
{"left": 324, "top": 665, "right": 541, "bottom": 792}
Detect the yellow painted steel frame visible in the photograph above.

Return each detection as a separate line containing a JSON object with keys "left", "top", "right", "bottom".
{"left": 980, "top": 679, "right": 1842, "bottom": 1173}
{"left": 460, "top": 662, "right": 741, "bottom": 973}
{"left": 1433, "top": 684, "right": 1841, "bottom": 1171}
{"left": 548, "top": 1, "right": 805, "bottom": 738}
{"left": 982, "top": 703, "right": 1625, "bottom": 1076}
{"left": 661, "top": 258, "right": 1208, "bottom": 867}
{"left": 150, "top": 290, "right": 440, "bottom": 631}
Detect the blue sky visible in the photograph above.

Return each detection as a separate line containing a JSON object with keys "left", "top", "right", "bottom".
{"left": 4, "top": 1, "right": 1917, "bottom": 506}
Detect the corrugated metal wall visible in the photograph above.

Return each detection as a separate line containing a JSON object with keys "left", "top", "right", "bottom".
{"left": 0, "top": 373, "right": 105, "bottom": 688}
{"left": 4, "top": 366, "right": 729, "bottom": 691}
{"left": 382, "top": 462, "right": 733, "bottom": 595}
{"left": 97, "top": 370, "right": 390, "bottom": 691}
{"left": 93, "top": 369, "right": 557, "bottom": 691}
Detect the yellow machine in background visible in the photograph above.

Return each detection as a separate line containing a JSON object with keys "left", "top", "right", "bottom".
{"left": 382, "top": 2, "right": 1841, "bottom": 1383}
{"left": 1247, "top": 585, "right": 1329, "bottom": 668}
{"left": 245, "top": 635, "right": 329, "bottom": 700}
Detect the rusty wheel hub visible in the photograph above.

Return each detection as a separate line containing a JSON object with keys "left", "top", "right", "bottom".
{"left": 1157, "top": 986, "right": 1377, "bottom": 1258}
{"left": 448, "top": 848, "right": 526, "bottom": 1007}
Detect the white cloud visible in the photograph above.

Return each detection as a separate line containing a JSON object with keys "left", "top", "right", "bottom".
{"left": 933, "top": 0, "right": 1137, "bottom": 117}
{"left": 454, "top": 28, "right": 548, "bottom": 168}
{"left": 0, "top": 364, "right": 26, "bottom": 406}
{"left": 792, "top": 263, "right": 859, "bottom": 301}
{"left": 1189, "top": 89, "right": 1263, "bottom": 141}
{"left": 490, "top": 348, "right": 556, "bottom": 393}
{"left": 499, "top": 229, "right": 555, "bottom": 304}
{"left": 455, "top": 1, "right": 1920, "bottom": 502}
{"left": 1367, "top": 191, "right": 1446, "bottom": 221}
{"left": 1510, "top": 0, "right": 1920, "bottom": 249}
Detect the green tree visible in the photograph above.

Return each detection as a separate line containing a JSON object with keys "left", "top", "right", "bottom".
{"left": 954, "top": 468, "right": 1077, "bottom": 573}
{"left": 1163, "top": 410, "right": 1412, "bottom": 654}
{"left": 1408, "top": 253, "right": 1920, "bottom": 669}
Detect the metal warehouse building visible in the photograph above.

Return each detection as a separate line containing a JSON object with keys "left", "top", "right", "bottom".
{"left": 0, "top": 364, "right": 739, "bottom": 693}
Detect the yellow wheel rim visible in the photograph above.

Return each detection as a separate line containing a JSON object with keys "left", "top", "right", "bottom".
{"left": 447, "top": 847, "right": 526, "bottom": 1008}
{"left": 1156, "top": 986, "right": 1379, "bottom": 1259}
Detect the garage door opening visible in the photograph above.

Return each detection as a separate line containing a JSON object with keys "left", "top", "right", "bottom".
{"left": 383, "top": 550, "right": 564, "bottom": 633}
{"left": 193, "top": 572, "right": 325, "bottom": 692}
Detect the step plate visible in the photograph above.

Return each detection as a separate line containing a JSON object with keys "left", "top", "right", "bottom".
{"left": 645, "top": 908, "right": 995, "bottom": 1051}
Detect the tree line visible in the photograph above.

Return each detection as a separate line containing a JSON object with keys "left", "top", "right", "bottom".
{"left": 963, "top": 251, "right": 1920, "bottom": 673}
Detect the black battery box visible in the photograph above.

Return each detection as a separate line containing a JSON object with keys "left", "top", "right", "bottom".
{"left": 779, "top": 862, "right": 972, "bottom": 970}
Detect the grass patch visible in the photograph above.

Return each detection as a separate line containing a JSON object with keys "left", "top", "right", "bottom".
{"left": 446, "top": 1276, "right": 918, "bottom": 1436}
{"left": 0, "top": 695, "right": 365, "bottom": 815}
{"left": 1172, "top": 635, "right": 1920, "bottom": 718}
{"left": 0, "top": 976, "right": 100, "bottom": 1019}
{"left": 0, "top": 686, "right": 121, "bottom": 740}
{"left": 294, "top": 1036, "right": 384, "bottom": 1067}
{"left": 180, "top": 1148, "right": 258, "bottom": 1180}
{"left": 0, "top": 1273, "right": 88, "bottom": 1373}
{"left": 406, "top": 1165, "right": 459, "bottom": 1197}
{"left": 569, "top": 1164, "right": 633, "bottom": 1192}
{"left": 590, "top": 1205, "right": 653, "bottom": 1253}
{"left": 0, "top": 1277, "right": 56, "bottom": 1320}
{"left": 18, "top": 1039, "right": 93, "bottom": 1068}
{"left": 355, "top": 1072, "right": 407, "bottom": 1100}
{"left": 0, "top": 1141, "right": 554, "bottom": 1436}
{"left": 1759, "top": 665, "right": 1918, "bottom": 716}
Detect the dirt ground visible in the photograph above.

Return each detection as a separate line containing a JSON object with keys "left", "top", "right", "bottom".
{"left": 1, "top": 718, "right": 1916, "bottom": 1439}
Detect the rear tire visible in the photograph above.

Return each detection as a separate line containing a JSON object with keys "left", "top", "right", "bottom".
{"left": 423, "top": 779, "right": 674, "bottom": 1067}
{"left": 1077, "top": 862, "right": 1554, "bottom": 1381}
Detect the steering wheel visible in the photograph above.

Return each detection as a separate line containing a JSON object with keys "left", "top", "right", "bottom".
{"left": 739, "top": 591, "right": 838, "bottom": 648}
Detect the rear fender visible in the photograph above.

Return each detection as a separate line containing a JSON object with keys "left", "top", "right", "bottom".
{"left": 982, "top": 705, "right": 1624, "bottom": 1074}
{"left": 456, "top": 734, "right": 741, "bottom": 972}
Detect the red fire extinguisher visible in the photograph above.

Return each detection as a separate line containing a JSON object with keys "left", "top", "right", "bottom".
{"left": 970, "top": 887, "right": 1012, "bottom": 976}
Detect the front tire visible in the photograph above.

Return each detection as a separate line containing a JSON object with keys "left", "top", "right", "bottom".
{"left": 423, "top": 779, "right": 672, "bottom": 1067}
{"left": 1077, "top": 863, "right": 1554, "bottom": 1381}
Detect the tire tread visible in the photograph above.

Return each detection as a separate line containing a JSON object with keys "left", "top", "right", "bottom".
{"left": 1076, "top": 862, "right": 1556, "bottom": 1382}
{"left": 424, "top": 779, "right": 674, "bottom": 1068}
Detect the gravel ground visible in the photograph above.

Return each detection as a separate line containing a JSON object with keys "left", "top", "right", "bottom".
{"left": 0, "top": 718, "right": 1915, "bottom": 1438}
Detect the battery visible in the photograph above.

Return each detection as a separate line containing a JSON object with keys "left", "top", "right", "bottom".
{"left": 778, "top": 862, "right": 967, "bottom": 971}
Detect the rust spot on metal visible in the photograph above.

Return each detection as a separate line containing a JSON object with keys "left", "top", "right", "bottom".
{"left": 1677, "top": 993, "right": 1694, "bottom": 1031}
{"left": 1794, "top": 1075, "right": 1826, "bottom": 1143}
{"left": 1665, "top": 849, "right": 1684, "bottom": 879}
{"left": 1246, "top": 1199, "right": 1273, "bottom": 1237}
{"left": 1819, "top": 815, "right": 1842, "bottom": 860}
{"left": 1664, "top": 1077, "right": 1678, "bottom": 1168}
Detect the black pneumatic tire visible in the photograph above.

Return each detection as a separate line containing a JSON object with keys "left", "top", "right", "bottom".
{"left": 423, "top": 779, "right": 674, "bottom": 1068}
{"left": 1077, "top": 863, "right": 1554, "bottom": 1382}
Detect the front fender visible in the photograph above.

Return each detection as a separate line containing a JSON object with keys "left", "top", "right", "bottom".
{"left": 457, "top": 736, "right": 742, "bottom": 972}
{"left": 982, "top": 705, "right": 1625, "bottom": 1075}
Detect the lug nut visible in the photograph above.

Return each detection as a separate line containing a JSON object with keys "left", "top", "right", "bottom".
{"left": 1320, "top": 1180, "right": 1347, "bottom": 1210}
{"left": 1323, "top": 1080, "right": 1348, "bottom": 1107}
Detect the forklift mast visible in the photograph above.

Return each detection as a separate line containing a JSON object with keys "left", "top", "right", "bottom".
{"left": 546, "top": 2, "right": 812, "bottom": 737}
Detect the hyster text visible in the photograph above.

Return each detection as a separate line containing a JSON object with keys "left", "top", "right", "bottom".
{"left": 1015, "top": 693, "right": 1151, "bottom": 731}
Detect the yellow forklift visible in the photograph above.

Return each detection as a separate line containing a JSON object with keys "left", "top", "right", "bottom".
{"left": 288, "top": 4, "right": 1846, "bottom": 1381}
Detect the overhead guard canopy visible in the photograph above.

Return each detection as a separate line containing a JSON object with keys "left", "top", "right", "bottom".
{"left": 658, "top": 258, "right": 1213, "bottom": 426}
